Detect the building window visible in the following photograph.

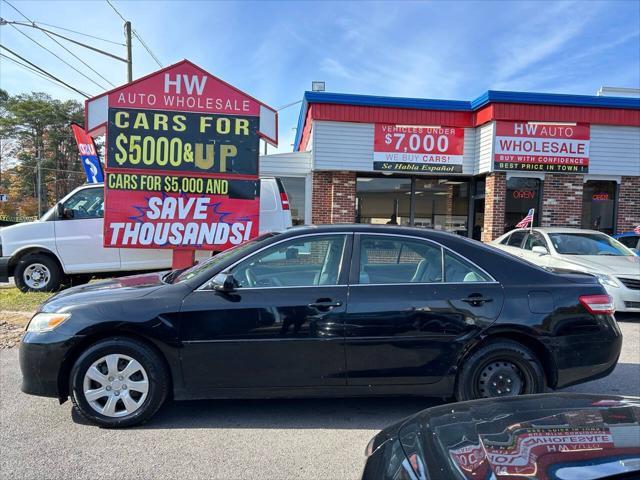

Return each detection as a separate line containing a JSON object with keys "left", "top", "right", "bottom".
{"left": 582, "top": 180, "right": 616, "bottom": 234}
{"left": 505, "top": 177, "right": 541, "bottom": 233}
{"left": 355, "top": 175, "right": 470, "bottom": 234}
{"left": 278, "top": 177, "right": 306, "bottom": 225}
{"left": 414, "top": 179, "right": 469, "bottom": 235}
{"left": 356, "top": 177, "right": 411, "bottom": 225}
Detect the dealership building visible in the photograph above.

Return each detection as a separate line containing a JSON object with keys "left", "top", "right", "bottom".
{"left": 260, "top": 90, "right": 639, "bottom": 241}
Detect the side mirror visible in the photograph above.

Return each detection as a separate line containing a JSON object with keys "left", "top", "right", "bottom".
{"left": 56, "top": 203, "right": 64, "bottom": 219}
{"left": 213, "top": 272, "right": 237, "bottom": 292}
{"left": 532, "top": 246, "right": 548, "bottom": 256}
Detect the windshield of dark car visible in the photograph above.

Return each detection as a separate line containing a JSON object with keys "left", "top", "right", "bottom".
{"left": 401, "top": 400, "right": 640, "bottom": 480}
{"left": 548, "top": 233, "right": 632, "bottom": 256}
{"left": 170, "top": 233, "right": 277, "bottom": 283}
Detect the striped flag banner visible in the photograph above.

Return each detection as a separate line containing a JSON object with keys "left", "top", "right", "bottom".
{"left": 516, "top": 208, "right": 535, "bottom": 228}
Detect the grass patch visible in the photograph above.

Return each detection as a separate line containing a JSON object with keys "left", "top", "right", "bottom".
{"left": 0, "top": 287, "right": 53, "bottom": 312}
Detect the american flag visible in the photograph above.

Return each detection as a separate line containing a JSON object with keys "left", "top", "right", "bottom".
{"left": 634, "top": 225, "right": 640, "bottom": 234}
{"left": 516, "top": 208, "right": 535, "bottom": 228}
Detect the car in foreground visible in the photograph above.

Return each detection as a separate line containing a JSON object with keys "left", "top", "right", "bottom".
{"left": 614, "top": 232, "right": 640, "bottom": 255}
{"left": 20, "top": 225, "right": 621, "bottom": 427}
{"left": 492, "top": 227, "right": 640, "bottom": 313}
{"left": 0, "top": 177, "right": 292, "bottom": 292}
{"left": 362, "top": 393, "right": 640, "bottom": 480}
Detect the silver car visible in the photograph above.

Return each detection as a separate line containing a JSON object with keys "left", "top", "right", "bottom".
{"left": 492, "top": 227, "right": 640, "bottom": 313}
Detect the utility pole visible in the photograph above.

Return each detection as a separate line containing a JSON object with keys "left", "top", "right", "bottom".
{"left": 125, "top": 21, "right": 132, "bottom": 83}
{"left": 36, "top": 144, "right": 42, "bottom": 217}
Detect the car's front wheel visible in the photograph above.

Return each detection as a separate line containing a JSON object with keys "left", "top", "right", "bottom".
{"left": 70, "top": 338, "right": 168, "bottom": 428}
{"left": 455, "top": 340, "right": 545, "bottom": 401}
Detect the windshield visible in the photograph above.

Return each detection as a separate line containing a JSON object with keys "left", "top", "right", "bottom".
{"left": 171, "top": 233, "right": 277, "bottom": 283}
{"left": 401, "top": 397, "right": 640, "bottom": 480}
{"left": 548, "top": 233, "right": 632, "bottom": 256}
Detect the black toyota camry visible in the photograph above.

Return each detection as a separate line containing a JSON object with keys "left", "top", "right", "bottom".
{"left": 20, "top": 225, "right": 622, "bottom": 427}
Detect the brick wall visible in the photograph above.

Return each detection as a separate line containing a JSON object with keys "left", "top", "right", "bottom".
{"left": 617, "top": 176, "right": 640, "bottom": 232}
{"left": 481, "top": 172, "right": 506, "bottom": 242}
{"left": 540, "top": 174, "right": 583, "bottom": 228}
{"left": 311, "top": 171, "right": 356, "bottom": 224}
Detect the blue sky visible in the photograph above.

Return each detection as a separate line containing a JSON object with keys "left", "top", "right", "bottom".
{"left": 1, "top": 0, "right": 639, "bottom": 152}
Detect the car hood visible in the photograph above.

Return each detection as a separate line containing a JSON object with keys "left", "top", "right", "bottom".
{"left": 39, "top": 271, "right": 169, "bottom": 313}
{"left": 554, "top": 254, "right": 640, "bottom": 276}
{"left": 395, "top": 393, "right": 640, "bottom": 480}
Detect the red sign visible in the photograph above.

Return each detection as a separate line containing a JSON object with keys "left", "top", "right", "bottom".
{"left": 592, "top": 193, "right": 610, "bottom": 201}
{"left": 512, "top": 190, "right": 536, "bottom": 199}
{"left": 90, "top": 61, "right": 273, "bottom": 252}
{"left": 105, "top": 182, "right": 258, "bottom": 251}
{"left": 494, "top": 121, "right": 590, "bottom": 173}
{"left": 373, "top": 124, "right": 465, "bottom": 173}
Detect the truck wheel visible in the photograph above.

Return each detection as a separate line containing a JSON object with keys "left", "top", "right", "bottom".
{"left": 14, "top": 253, "right": 63, "bottom": 293}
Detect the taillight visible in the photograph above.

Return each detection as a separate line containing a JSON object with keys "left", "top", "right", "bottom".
{"left": 579, "top": 294, "right": 615, "bottom": 314}
{"left": 280, "top": 192, "right": 290, "bottom": 210}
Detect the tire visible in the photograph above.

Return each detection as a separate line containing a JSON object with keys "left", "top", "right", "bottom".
{"left": 14, "top": 253, "right": 63, "bottom": 292}
{"left": 70, "top": 338, "right": 169, "bottom": 428}
{"left": 455, "top": 340, "right": 545, "bottom": 402}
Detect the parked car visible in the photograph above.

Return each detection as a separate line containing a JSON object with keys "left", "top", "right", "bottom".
{"left": 492, "top": 227, "right": 640, "bottom": 313}
{"left": 0, "top": 177, "right": 292, "bottom": 292}
{"left": 20, "top": 225, "right": 621, "bottom": 427}
{"left": 614, "top": 231, "right": 640, "bottom": 255}
{"left": 361, "top": 393, "right": 640, "bottom": 480}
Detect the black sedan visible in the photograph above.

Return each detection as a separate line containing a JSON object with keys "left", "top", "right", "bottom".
{"left": 20, "top": 225, "right": 622, "bottom": 427}
{"left": 362, "top": 393, "right": 640, "bottom": 480}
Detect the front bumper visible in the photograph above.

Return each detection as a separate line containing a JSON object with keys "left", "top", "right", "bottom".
{"left": 0, "top": 256, "right": 10, "bottom": 283}
{"left": 19, "top": 331, "right": 76, "bottom": 399}
{"left": 606, "top": 283, "right": 640, "bottom": 313}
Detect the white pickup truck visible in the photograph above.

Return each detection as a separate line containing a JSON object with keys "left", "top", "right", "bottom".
{"left": 0, "top": 177, "right": 292, "bottom": 292}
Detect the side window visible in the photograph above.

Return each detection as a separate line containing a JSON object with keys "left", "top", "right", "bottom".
{"left": 232, "top": 235, "right": 346, "bottom": 288}
{"left": 618, "top": 236, "right": 639, "bottom": 249}
{"left": 500, "top": 233, "right": 511, "bottom": 245}
{"left": 61, "top": 188, "right": 104, "bottom": 219}
{"left": 259, "top": 180, "right": 278, "bottom": 212}
{"left": 524, "top": 232, "right": 548, "bottom": 251}
{"left": 507, "top": 230, "right": 527, "bottom": 248}
{"left": 359, "top": 236, "right": 442, "bottom": 284}
{"left": 444, "top": 251, "right": 492, "bottom": 283}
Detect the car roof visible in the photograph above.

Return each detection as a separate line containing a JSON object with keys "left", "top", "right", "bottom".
{"left": 282, "top": 223, "right": 467, "bottom": 240}
{"left": 505, "top": 227, "right": 609, "bottom": 235}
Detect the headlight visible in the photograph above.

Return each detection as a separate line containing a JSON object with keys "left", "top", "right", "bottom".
{"left": 27, "top": 313, "right": 71, "bottom": 332}
{"left": 595, "top": 274, "right": 621, "bottom": 289}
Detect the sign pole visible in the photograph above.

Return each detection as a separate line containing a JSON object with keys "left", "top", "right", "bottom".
{"left": 125, "top": 21, "right": 132, "bottom": 83}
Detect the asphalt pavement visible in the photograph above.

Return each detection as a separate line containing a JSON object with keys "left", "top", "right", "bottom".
{"left": 1, "top": 319, "right": 638, "bottom": 480}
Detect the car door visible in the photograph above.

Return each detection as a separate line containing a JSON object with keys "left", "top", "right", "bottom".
{"left": 54, "top": 186, "right": 121, "bottom": 272}
{"left": 344, "top": 233, "right": 504, "bottom": 386}
{"left": 179, "top": 233, "right": 352, "bottom": 393}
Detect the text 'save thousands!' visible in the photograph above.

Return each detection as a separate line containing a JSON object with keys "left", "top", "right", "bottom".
{"left": 373, "top": 124, "right": 465, "bottom": 173}
{"left": 494, "top": 121, "right": 590, "bottom": 173}
{"left": 105, "top": 107, "right": 260, "bottom": 250}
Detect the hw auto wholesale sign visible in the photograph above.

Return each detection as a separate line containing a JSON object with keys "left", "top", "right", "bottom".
{"left": 85, "top": 60, "right": 277, "bottom": 253}
{"left": 494, "top": 121, "right": 590, "bottom": 173}
{"left": 373, "top": 124, "right": 465, "bottom": 173}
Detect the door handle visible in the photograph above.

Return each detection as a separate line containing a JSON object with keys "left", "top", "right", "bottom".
{"left": 308, "top": 300, "right": 343, "bottom": 309}
{"left": 462, "top": 295, "right": 493, "bottom": 307}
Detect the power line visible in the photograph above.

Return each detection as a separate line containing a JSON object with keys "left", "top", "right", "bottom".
{"left": 105, "top": 0, "right": 162, "bottom": 67}
{"left": 31, "top": 20, "right": 125, "bottom": 46}
{"left": 0, "top": 52, "right": 90, "bottom": 97}
{"left": 0, "top": 45, "right": 90, "bottom": 97}
{"left": 3, "top": 0, "right": 113, "bottom": 89}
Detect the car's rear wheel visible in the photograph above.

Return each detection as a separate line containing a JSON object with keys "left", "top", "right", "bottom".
{"left": 70, "top": 338, "right": 168, "bottom": 428}
{"left": 455, "top": 340, "right": 545, "bottom": 401}
{"left": 14, "top": 253, "right": 62, "bottom": 292}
